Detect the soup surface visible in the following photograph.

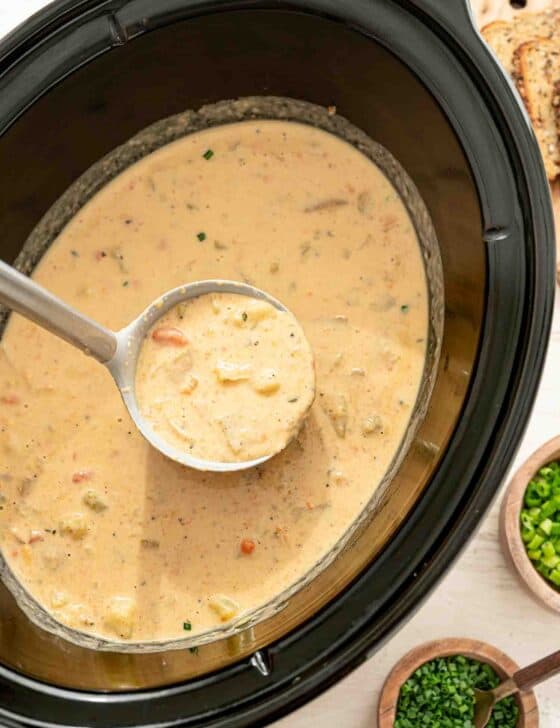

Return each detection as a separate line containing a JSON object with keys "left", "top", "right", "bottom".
{"left": 0, "top": 120, "right": 428, "bottom": 642}
{"left": 136, "top": 293, "right": 316, "bottom": 463}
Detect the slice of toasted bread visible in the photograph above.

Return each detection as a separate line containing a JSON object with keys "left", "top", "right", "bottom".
{"left": 482, "top": 9, "right": 560, "bottom": 74}
{"left": 482, "top": 20, "right": 517, "bottom": 72}
{"left": 513, "top": 39, "right": 560, "bottom": 181}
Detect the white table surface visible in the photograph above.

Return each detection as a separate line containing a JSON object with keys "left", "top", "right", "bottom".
{"left": 2, "top": 1, "right": 560, "bottom": 725}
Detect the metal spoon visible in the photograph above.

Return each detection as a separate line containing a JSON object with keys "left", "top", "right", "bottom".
{"left": 474, "top": 648, "right": 560, "bottom": 727}
{"left": 0, "top": 260, "right": 298, "bottom": 472}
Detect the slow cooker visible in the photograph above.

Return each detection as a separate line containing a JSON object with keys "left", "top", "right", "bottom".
{"left": 0, "top": 0, "right": 554, "bottom": 726}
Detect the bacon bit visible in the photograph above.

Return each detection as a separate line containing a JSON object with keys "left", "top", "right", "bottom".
{"left": 240, "top": 538, "right": 255, "bottom": 555}
{"left": 151, "top": 327, "right": 189, "bottom": 346}
{"left": 95, "top": 250, "right": 107, "bottom": 261}
{"left": 1, "top": 394, "right": 20, "bottom": 405}
{"left": 72, "top": 470, "right": 93, "bottom": 484}
{"left": 29, "top": 530, "right": 44, "bottom": 544}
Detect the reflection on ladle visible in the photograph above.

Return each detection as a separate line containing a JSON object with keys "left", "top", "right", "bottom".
{"left": 0, "top": 261, "right": 315, "bottom": 472}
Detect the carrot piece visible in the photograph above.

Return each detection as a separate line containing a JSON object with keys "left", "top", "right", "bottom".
{"left": 240, "top": 538, "right": 255, "bottom": 555}
{"left": 1, "top": 394, "right": 20, "bottom": 405}
{"left": 72, "top": 470, "right": 93, "bottom": 483}
{"left": 151, "top": 327, "right": 189, "bottom": 346}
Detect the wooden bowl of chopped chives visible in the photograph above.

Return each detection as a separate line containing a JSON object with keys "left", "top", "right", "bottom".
{"left": 378, "top": 638, "right": 538, "bottom": 727}
{"left": 500, "top": 436, "right": 560, "bottom": 614}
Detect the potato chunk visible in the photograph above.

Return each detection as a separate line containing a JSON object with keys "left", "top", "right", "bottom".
{"left": 51, "top": 590, "right": 69, "bottom": 609}
{"left": 252, "top": 368, "right": 280, "bottom": 394}
{"left": 180, "top": 374, "right": 199, "bottom": 394}
{"left": 218, "top": 416, "right": 248, "bottom": 455}
{"left": 321, "top": 393, "right": 348, "bottom": 437}
{"left": 63, "top": 602, "right": 95, "bottom": 628}
{"left": 104, "top": 596, "right": 136, "bottom": 639}
{"left": 361, "top": 415, "right": 383, "bottom": 436}
{"left": 215, "top": 360, "right": 252, "bottom": 383}
{"left": 328, "top": 468, "right": 349, "bottom": 487}
{"left": 82, "top": 489, "right": 108, "bottom": 512}
{"left": 209, "top": 594, "right": 240, "bottom": 622}
{"left": 232, "top": 300, "right": 276, "bottom": 327}
{"left": 10, "top": 526, "right": 29, "bottom": 544}
{"left": 59, "top": 512, "right": 89, "bottom": 539}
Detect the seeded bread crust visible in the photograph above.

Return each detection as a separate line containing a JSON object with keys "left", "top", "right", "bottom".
{"left": 513, "top": 39, "right": 560, "bottom": 181}
{"left": 481, "top": 9, "right": 560, "bottom": 74}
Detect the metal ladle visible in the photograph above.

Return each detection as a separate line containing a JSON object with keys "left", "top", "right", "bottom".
{"left": 0, "top": 260, "right": 297, "bottom": 472}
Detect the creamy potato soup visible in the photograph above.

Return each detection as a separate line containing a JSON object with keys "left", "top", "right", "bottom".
{"left": 0, "top": 119, "right": 428, "bottom": 643}
{"left": 136, "top": 293, "right": 316, "bottom": 462}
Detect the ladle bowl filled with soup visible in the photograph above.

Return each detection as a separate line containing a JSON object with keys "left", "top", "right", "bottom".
{"left": 0, "top": 1, "right": 553, "bottom": 726}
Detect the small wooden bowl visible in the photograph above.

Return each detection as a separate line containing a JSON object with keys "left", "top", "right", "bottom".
{"left": 500, "top": 436, "right": 560, "bottom": 613}
{"left": 378, "top": 638, "right": 538, "bottom": 727}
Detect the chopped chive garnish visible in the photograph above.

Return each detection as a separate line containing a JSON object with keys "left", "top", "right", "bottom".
{"left": 122, "top": 280, "right": 129, "bottom": 287}
{"left": 203, "top": 149, "right": 214, "bottom": 160}
{"left": 197, "top": 232, "right": 206, "bottom": 242}
{"left": 183, "top": 621, "right": 192, "bottom": 631}
{"left": 396, "top": 655, "right": 518, "bottom": 727}
{"left": 70, "top": 250, "right": 79, "bottom": 257}
{"left": 242, "top": 312, "right": 248, "bottom": 321}
{"left": 400, "top": 304, "right": 409, "bottom": 313}
{"left": 189, "top": 646, "right": 199, "bottom": 655}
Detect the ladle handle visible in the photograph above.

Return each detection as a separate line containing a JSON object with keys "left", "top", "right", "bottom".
{"left": 513, "top": 649, "right": 560, "bottom": 693}
{"left": 0, "top": 259, "right": 117, "bottom": 362}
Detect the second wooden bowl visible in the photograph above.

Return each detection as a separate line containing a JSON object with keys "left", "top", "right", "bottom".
{"left": 378, "top": 638, "right": 538, "bottom": 727}
{"left": 500, "top": 435, "right": 560, "bottom": 613}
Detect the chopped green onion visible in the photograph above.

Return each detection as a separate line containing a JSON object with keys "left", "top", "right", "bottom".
{"left": 543, "top": 554, "right": 560, "bottom": 569}
{"left": 183, "top": 621, "right": 192, "bottom": 631}
{"left": 203, "top": 149, "right": 214, "bottom": 160}
{"left": 520, "top": 459, "right": 560, "bottom": 591}
{"left": 527, "top": 533, "right": 544, "bottom": 550}
{"left": 197, "top": 232, "right": 206, "bottom": 242}
{"left": 541, "top": 518, "right": 554, "bottom": 535}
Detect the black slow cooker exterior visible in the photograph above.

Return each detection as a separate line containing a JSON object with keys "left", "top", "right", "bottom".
{"left": 0, "top": 0, "right": 554, "bottom": 726}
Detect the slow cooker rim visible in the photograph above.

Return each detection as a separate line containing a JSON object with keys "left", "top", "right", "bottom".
{"left": 0, "top": 0, "right": 554, "bottom": 726}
